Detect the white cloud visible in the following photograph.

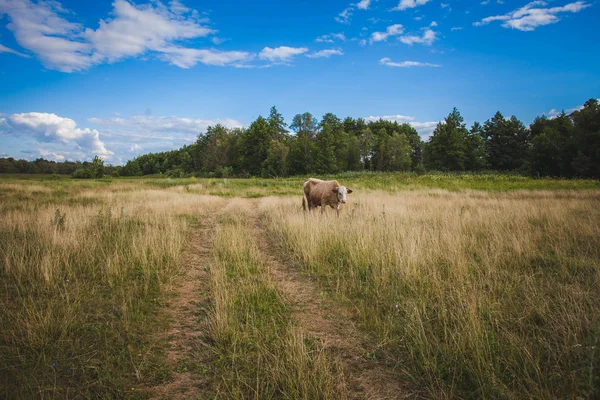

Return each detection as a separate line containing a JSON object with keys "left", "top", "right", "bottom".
{"left": 335, "top": 7, "right": 353, "bottom": 23}
{"left": 399, "top": 28, "right": 438, "bottom": 45}
{"left": 315, "top": 32, "right": 346, "bottom": 43}
{"left": 365, "top": 114, "right": 438, "bottom": 138}
{"left": 430, "top": 21, "right": 438, "bottom": 27}
{"left": 356, "top": 0, "right": 371, "bottom": 9}
{"left": 259, "top": 46, "right": 308, "bottom": 63}
{"left": 158, "top": 47, "right": 253, "bottom": 68}
{"left": 130, "top": 143, "right": 142, "bottom": 152}
{"left": 88, "top": 114, "right": 244, "bottom": 160}
{"left": 83, "top": 0, "right": 214, "bottom": 63}
{"left": 474, "top": 1, "right": 590, "bottom": 31}
{"left": 39, "top": 149, "right": 66, "bottom": 161}
{"left": 4, "top": 112, "right": 113, "bottom": 159}
{"left": 380, "top": 57, "right": 440, "bottom": 67}
{"left": 393, "top": 0, "right": 432, "bottom": 11}
{"left": 544, "top": 99, "right": 599, "bottom": 118}
{"left": 0, "top": 43, "right": 29, "bottom": 57}
{"left": 211, "top": 36, "right": 228, "bottom": 45}
{"left": 0, "top": 0, "right": 94, "bottom": 72}
{"left": 89, "top": 115, "right": 243, "bottom": 134}
{"left": 0, "top": 0, "right": 255, "bottom": 71}
{"left": 451, "top": 26, "right": 463, "bottom": 31}
{"left": 410, "top": 121, "right": 439, "bottom": 138}
{"left": 306, "top": 49, "right": 344, "bottom": 58}
{"left": 370, "top": 24, "right": 404, "bottom": 43}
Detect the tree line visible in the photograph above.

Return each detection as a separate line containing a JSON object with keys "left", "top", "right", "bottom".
{"left": 0, "top": 156, "right": 120, "bottom": 177}
{"left": 1, "top": 98, "right": 598, "bottom": 178}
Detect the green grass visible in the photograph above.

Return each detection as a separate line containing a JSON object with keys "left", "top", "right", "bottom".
{"left": 206, "top": 205, "right": 345, "bottom": 399}
{"left": 3, "top": 171, "right": 598, "bottom": 199}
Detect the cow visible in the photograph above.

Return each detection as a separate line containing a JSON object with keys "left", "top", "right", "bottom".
{"left": 302, "top": 178, "right": 353, "bottom": 216}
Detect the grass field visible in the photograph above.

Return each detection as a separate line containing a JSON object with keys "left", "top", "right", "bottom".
{"left": 1, "top": 173, "right": 599, "bottom": 399}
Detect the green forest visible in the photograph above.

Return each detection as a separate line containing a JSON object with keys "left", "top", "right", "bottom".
{"left": 1, "top": 98, "right": 598, "bottom": 178}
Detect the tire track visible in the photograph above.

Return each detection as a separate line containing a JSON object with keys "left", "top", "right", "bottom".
{"left": 251, "top": 204, "right": 412, "bottom": 400}
{"left": 148, "top": 209, "right": 221, "bottom": 400}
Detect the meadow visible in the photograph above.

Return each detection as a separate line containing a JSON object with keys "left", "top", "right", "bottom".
{"left": 0, "top": 173, "right": 598, "bottom": 399}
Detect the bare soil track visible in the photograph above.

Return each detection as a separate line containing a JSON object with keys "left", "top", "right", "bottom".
{"left": 251, "top": 205, "right": 411, "bottom": 400}
{"left": 148, "top": 214, "right": 217, "bottom": 400}
{"left": 150, "top": 201, "right": 411, "bottom": 399}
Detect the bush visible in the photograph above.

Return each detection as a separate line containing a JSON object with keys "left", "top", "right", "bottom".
{"left": 71, "top": 156, "right": 104, "bottom": 179}
{"left": 72, "top": 167, "right": 92, "bottom": 179}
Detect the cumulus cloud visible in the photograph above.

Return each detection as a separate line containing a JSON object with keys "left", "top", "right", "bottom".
{"left": 473, "top": 1, "right": 590, "bottom": 31}
{"left": 370, "top": 24, "right": 405, "bottom": 43}
{"left": 39, "top": 149, "right": 66, "bottom": 161}
{"left": 2, "top": 112, "right": 113, "bottom": 159}
{"left": 82, "top": 0, "right": 214, "bottom": 63}
{"left": 0, "top": 0, "right": 93, "bottom": 72}
{"left": 0, "top": 43, "right": 29, "bottom": 57}
{"left": 306, "top": 49, "right": 344, "bottom": 58}
{"left": 380, "top": 57, "right": 440, "bottom": 67}
{"left": 259, "top": 46, "right": 308, "bottom": 63}
{"left": 365, "top": 114, "right": 439, "bottom": 138}
{"left": 0, "top": 0, "right": 253, "bottom": 71}
{"left": 393, "top": 0, "right": 432, "bottom": 11}
{"left": 356, "top": 0, "right": 371, "bottom": 10}
{"left": 399, "top": 28, "right": 438, "bottom": 45}
{"left": 87, "top": 114, "right": 244, "bottom": 161}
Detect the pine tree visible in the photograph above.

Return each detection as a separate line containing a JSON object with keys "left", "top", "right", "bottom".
{"left": 267, "top": 106, "right": 287, "bottom": 140}
{"left": 483, "top": 112, "right": 529, "bottom": 171}
{"left": 466, "top": 122, "right": 487, "bottom": 170}
{"left": 424, "top": 108, "right": 468, "bottom": 171}
{"left": 572, "top": 98, "right": 600, "bottom": 178}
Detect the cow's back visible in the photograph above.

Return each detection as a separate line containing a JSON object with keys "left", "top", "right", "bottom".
{"left": 304, "top": 178, "right": 339, "bottom": 205}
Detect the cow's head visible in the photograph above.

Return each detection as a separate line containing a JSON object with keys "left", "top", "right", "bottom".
{"left": 332, "top": 186, "right": 353, "bottom": 204}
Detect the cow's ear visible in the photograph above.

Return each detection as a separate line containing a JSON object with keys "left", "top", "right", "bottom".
{"left": 347, "top": 188, "right": 353, "bottom": 194}
{"left": 332, "top": 187, "right": 339, "bottom": 193}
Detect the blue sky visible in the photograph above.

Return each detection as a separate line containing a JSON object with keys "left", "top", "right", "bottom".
{"left": 0, "top": 0, "right": 598, "bottom": 164}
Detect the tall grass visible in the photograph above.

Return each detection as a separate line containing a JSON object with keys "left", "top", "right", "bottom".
{"left": 207, "top": 200, "right": 346, "bottom": 399}
{"left": 0, "top": 182, "right": 221, "bottom": 398}
{"left": 262, "top": 190, "right": 600, "bottom": 399}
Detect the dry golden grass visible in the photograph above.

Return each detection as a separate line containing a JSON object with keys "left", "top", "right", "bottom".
{"left": 261, "top": 190, "right": 600, "bottom": 399}
{"left": 2, "top": 176, "right": 599, "bottom": 399}
{"left": 0, "top": 182, "right": 222, "bottom": 398}
{"left": 206, "top": 200, "right": 346, "bottom": 399}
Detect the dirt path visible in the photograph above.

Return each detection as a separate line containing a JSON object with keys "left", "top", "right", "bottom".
{"left": 251, "top": 206, "right": 412, "bottom": 400}
{"left": 148, "top": 213, "right": 218, "bottom": 400}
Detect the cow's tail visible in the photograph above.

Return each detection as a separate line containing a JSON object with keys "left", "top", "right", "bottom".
{"left": 302, "top": 195, "right": 307, "bottom": 211}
